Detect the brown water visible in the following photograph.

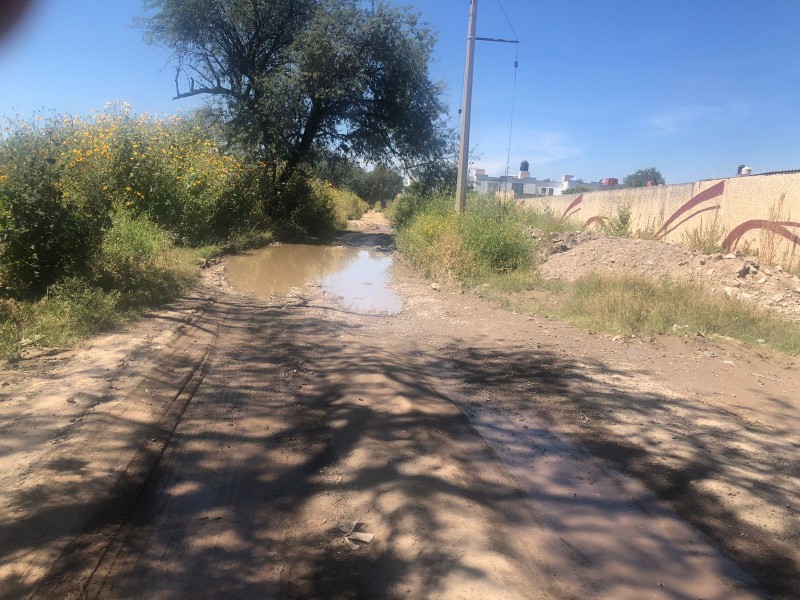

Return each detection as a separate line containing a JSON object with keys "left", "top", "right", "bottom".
{"left": 225, "top": 244, "right": 403, "bottom": 315}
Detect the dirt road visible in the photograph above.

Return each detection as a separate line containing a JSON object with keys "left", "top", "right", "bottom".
{"left": 1, "top": 212, "right": 797, "bottom": 599}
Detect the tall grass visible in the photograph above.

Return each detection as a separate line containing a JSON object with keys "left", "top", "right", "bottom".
{"left": 0, "top": 211, "right": 198, "bottom": 358}
{"left": 393, "top": 192, "right": 800, "bottom": 355}
{"left": 681, "top": 214, "right": 725, "bottom": 254}
{"left": 515, "top": 202, "right": 575, "bottom": 234}
{"left": 386, "top": 190, "right": 448, "bottom": 230}
{"left": 93, "top": 210, "right": 194, "bottom": 306}
{"left": 321, "top": 181, "right": 370, "bottom": 227}
{"left": 396, "top": 194, "right": 536, "bottom": 281}
{"left": 562, "top": 273, "right": 800, "bottom": 353}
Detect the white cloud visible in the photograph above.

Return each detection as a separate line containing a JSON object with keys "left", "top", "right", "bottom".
{"left": 648, "top": 103, "right": 750, "bottom": 134}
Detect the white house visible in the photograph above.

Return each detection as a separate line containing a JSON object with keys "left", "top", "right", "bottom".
{"left": 472, "top": 161, "right": 620, "bottom": 198}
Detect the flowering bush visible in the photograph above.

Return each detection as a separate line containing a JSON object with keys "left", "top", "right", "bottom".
{"left": 0, "top": 104, "right": 256, "bottom": 295}
{"left": 0, "top": 121, "right": 109, "bottom": 294}
{"left": 53, "top": 103, "right": 255, "bottom": 244}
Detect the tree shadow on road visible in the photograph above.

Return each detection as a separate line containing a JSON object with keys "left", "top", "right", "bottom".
{"left": 440, "top": 339, "right": 798, "bottom": 600}
{"left": 4, "top": 231, "right": 797, "bottom": 599}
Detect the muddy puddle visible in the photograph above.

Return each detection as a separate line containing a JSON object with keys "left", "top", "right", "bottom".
{"left": 225, "top": 244, "right": 402, "bottom": 315}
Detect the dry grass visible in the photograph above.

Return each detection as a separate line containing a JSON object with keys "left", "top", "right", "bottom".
{"left": 561, "top": 273, "right": 800, "bottom": 354}
{"left": 680, "top": 213, "right": 725, "bottom": 254}
{"left": 759, "top": 194, "right": 800, "bottom": 272}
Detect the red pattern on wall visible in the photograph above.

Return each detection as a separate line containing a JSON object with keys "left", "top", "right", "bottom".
{"left": 561, "top": 194, "right": 583, "bottom": 221}
{"left": 557, "top": 178, "right": 800, "bottom": 260}
{"left": 654, "top": 181, "right": 725, "bottom": 240}
{"left": 583, "top": 215, "right": 610, "bottom": 230}
{"left": 723, "top": 220, "right": 800, "bottom": 252}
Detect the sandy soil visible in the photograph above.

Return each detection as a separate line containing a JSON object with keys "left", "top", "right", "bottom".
{"left": 1, "top": 211, "right": 797, "bottom": 599}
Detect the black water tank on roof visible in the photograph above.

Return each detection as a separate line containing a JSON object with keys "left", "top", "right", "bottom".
{"left": 520, "top": 160, "right": 529, "bottom": 172}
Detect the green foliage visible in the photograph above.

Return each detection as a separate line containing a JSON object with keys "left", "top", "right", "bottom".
{"left": 0, "top": 278, "right": 125, "bottom": 358}
{"left": 142, "top": 0, "right": 450, "bottom": 220}
{"left": 37, "top": 278, "right": 124, "bottom": 339}
{"left": 348, "top": 164, "right": 404, "bottom": 207}
{"left": 563, "top": 185, "right": 594, "bottom": 194}
{"left": 267, "top": 174, "right": 367, "bottom": 237}
{"left": 93, "top": 210, "right": 192, "bottom": 307}
{"left": 0, "top": 108, "right": 265, "bottom": 297}
{"left": 329, "top": 186, "right": 370, "bottom": 227}
{"left": 623, "top": 167, "right": 665, "bottom": 188}
{"left": 388, "top": 190, "right": 447, "bottom": 230}
{"left": 0, "top": 125, "right": 109, "bottom": 295}
{"left": 563, "top": 273, "right": 800, "bottom": 353}
{"left": 681, "top": 214, "right": 725, "bottom": 254}
{"left": 605, "top": 204, "right": 632, "bottom": 237}
{"left": 515, "top": 202, "right": 575, "bottom": 234}
{"left": 396, "top": 195, "right": 535, "bottom": 281}
{"left": 268, "top": 173, "right": 336, "bottom": 238}
{"left": 460, "top": 201, "right": 534, "bottom": 273}
{"left": 405, "top": 160, "right": 457, "bottom": 199}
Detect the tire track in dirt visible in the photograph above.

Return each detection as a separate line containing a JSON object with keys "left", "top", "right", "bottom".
{"left": 4, "top": 212, "right": 798, "bottom": 598}
{"left": 70, "top": 289, "right": 574, "bottom": 599}
{"left": 25, "top": 295, "right": 225, "bottom": 599}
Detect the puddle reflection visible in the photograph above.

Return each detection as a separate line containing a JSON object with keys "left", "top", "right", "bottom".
{"left": 225, "top": 244, "right": 402, "bottom": 315}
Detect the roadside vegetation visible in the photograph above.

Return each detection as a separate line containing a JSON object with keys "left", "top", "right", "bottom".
{"left": 394, "top": 193, "right": 545, "bottom": 284}
{"left": 391, "top": 190, "right": 800, "bottom": 354}
{"left": 561, "top": 274, "right": 800, "bottom": 353}
{"left": 0, "top": 107, "right": 370, "bottom": 358}
{"left": 0, "top": 0, "right": 451, "bottom": 358}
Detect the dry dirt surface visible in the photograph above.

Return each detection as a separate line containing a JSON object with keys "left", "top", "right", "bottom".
{"left": 1, "top": 211, "right": 798, "bottom": 599}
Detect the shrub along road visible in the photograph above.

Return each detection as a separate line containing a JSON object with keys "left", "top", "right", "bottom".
{"left": 1, "top": 213, "right": 797, "bottom": 599}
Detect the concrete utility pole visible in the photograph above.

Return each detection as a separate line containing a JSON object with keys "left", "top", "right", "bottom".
{"left": 455, "top": 0, "right": 478, "bottom": 213}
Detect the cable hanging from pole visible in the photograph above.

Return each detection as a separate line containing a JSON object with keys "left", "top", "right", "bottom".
{"left": 495, "top": 0, "right": 519, "bottom": 41}
{"left": 504, "top": 44, "right": 519, "bottom": 179}
{"left": 456, "top": 0, "right": 522, "bottom": 212}
{"left": 493, "top": 0, "right": 520, "bottom": 180}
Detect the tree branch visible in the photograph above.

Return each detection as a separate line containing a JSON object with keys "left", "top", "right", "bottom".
{"left": 174, "top": 85, "right": 236, "bottom": 100}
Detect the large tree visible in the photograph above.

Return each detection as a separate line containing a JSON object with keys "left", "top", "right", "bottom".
{"left": 349, "top": 164, "right": 404, "bottom": 207}
{"left": 623, "top": 167, "right": 665, "bottom": 188}
{"left": 141, "top": 0, "right": 449, "bottom": 218}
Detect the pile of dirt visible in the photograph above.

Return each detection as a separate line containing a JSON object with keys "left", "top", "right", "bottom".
{"left": 538, "top": 234, "right": 800, "bottom": 322}
{"left": 527, "top": 228, "right": 601, "bottom": 255}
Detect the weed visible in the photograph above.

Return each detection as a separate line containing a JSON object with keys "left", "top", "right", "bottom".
{"left": 396, "top": 195, "right": 536, "bottom": 282}
{"left": 387, "top": 191, "right": 451, "bottom": 230}
{"left": 759, "top": 194, "right": 799, "bottom": 270}
{"left": 394, "top": 191, "right": 800, "bottom": 355}
{"left": 562, "top": 273, "right": 800, "bottom": 353}
{"left": 93, "top": 211, "right": 194, "bottom": 307}
{"left": 634, "top": 218, "right": 661, "bottom": 240}
{"left": 193, "top": 230, "right": 275, "bottom": 261}
{"left": 605, "top": 203, "right": 631, "bottom": 237}
{"left": 681, "top": 212, "right": 725, "bottom": 254}
{"left": 460, "top": 200, "right": 534, "bottom": 273}
{"left": 0, "top": 279, "right": 127, "bottom": 358}
{"left": 396, "top": 211, "right": 465, "bottom": 281}
{"left": 516, "top": 202, "right": 575, "bottom": 234}
{"left": 320, "top": 181, "right": 369, "bottom": 227}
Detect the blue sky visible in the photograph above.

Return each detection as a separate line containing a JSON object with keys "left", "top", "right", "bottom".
{"left": 1, "top": 0, "right": 799, "bottom": 184}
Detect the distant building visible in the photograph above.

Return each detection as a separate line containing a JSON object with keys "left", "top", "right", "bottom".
{"left": 561, "top": 174, "right": 621, "bottom": 194}
{"left": 472, "top": 162, "right": 621, "bottom": 198}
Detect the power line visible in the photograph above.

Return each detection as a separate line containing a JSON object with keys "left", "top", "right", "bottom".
{"left": 504, "top": 44, "right": 519, "bottom": 179}
{"left": 495, "top": 0, "right": 519, "bottom": 42}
